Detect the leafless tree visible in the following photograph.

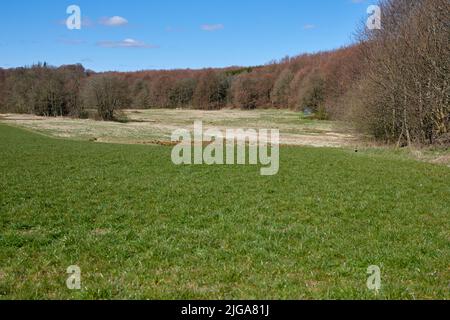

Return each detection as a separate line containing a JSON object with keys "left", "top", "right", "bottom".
{"left": 355, "top": 0, "right": 450, "bottom": 145}
{"left": 82, "top": 74, "right": 129, "bottom": 121}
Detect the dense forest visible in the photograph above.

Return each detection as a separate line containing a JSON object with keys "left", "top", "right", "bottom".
{"left": 0, "top": 48, "right": 359, "bottom": 116}
{"left": 0, "top": 0, "right": 448, "bottom": 146}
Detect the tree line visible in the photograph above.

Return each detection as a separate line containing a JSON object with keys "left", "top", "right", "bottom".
{"left": 351, "top": 0, "right": 449, "bottom": 146}
{"left": 0, "top": 48, "right": 360, "bottom": 119}
{"left": 0, "top": 0, "right": 448, "bottom": 146}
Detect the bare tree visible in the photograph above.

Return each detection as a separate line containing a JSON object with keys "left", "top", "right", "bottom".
{"left": 354, "top": 0, "right": 450, "bottom": 145}
{"left": 271, "top": 68, "right": 294, "bottom": 108}
{"left": 82, "top": 75, "right": 129, "bottom": 121}
{"left": 193, "top": 70, "right": 229, "bottom": 110}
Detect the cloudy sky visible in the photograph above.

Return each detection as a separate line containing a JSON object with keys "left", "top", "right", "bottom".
{"left": 0, "top": 0, "right": 372, "bottom": 71}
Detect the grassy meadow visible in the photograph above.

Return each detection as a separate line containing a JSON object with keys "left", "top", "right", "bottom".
{"left": 0, "top": 109, "right": 356, "bottom": 147}
{"left": 0, "top": 119, "right": 449, "bottom": 300}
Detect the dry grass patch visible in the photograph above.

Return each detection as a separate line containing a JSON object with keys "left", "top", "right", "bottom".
{"left": 0, "top": 109, "right": 358, "bottom": 148}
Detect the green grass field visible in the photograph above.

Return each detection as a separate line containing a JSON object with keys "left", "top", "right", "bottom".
{"left": 0, "top": 123, "right": 449, "bottom": 299}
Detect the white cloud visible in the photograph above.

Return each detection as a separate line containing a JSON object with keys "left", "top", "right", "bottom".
{"left": 97, "top": 38, "right": 158, "bottom": 49}
{"left": 201, "top": 24, "right": 224, "bottom": 32}
{"left": 100, "top": 16, "right": 128, "bottom": 27}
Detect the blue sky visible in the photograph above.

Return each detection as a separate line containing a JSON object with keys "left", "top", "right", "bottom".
{"left": 0, "top": 0, "right": 372, "bottom": 71}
